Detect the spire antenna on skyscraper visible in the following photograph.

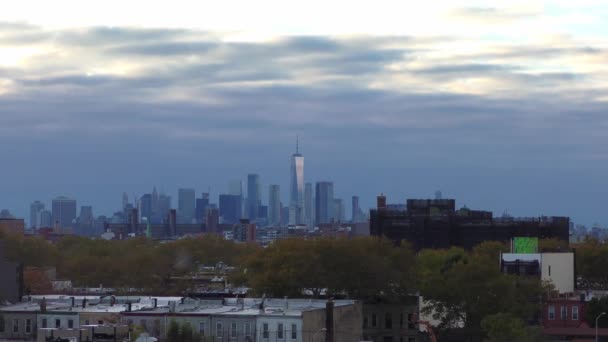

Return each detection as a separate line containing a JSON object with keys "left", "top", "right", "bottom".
{"left": 296, "top": 135, "right": 299, "bottom": 154}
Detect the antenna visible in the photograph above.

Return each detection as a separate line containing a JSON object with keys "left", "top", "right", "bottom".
{"left": 296, "top": 135, "right": 300, "bottom": 154}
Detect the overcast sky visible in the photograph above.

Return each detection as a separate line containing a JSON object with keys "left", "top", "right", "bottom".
{"left": 1, "top": 1, "right": 608, "bottom": 226}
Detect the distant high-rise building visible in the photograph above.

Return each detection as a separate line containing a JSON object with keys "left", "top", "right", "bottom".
{"left": 178, "top": 188, "right": 196, "bottom": 224}
{"left": 229, "top": 181, "right": 244, "bottom": 217}
{"left": 333, "top": 198, "right": 345, "bottom": 222}
{"left": 151, "top": 187, "right": 159, "bottom": 215}
{"left": 29, "top": 201, "right": 45, "bottom": 229}
{"left": 435, "top": 191, "right": 442, "bottom": 200}
{"left": 52, "top": 196, "right": 77, "bottom": 228}
{"left": 139, "top": 194, "right": 153, "bottom": 221}
{"left": 352, "top": 196, "right": 360, "bottom": 222}
{"left": 315, "top": 182, "right": 334, "bottom": 225}
{"left": 39, "top": 210, "right": 52, "bottom": 228}
{"left": 305, "top": 183, "right": 313, "bottom": 227}
{"left": 268, "top": 185, "right": 281, "bottom": 227}
{"left": 157, "top": 194, "right": 171, "bottom": 222}
{"left": 280, "top": 204, "right": 290, "bottom": 227}
{"left": 289, "top": 139, "right": 305, "bottom": 225}
{"left": 78, "top": 206, "right": 94, "bottom": 224}
{"left": 122, "top": 192, "right": 129, "bottom": 209}
{"left": 195, "top": 193, "right": 210, "bottom": 224}
{"left": 247, "top": 174, "right": 261, "bottom": 220}
{"left": 219, "top": 194, "right": 242, "bottom": 225}
{"left": 206, "top": 207, "right": 220, "bottom": 234}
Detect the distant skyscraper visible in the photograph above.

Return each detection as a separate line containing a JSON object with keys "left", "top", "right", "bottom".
{"left": 29, "top": 201, "right": 45, "bottom": 229}
{"left": 304, "top": 183, "right": 313, "bottom": 228}
{"left": 268, "top": 185, "right": 281, "bottom": 227}
{"left": 52, "top": 196, "right": 77, "bottom": 228}
{"left": 39, "top": 210, "right": 52, "bottom": 228}
{"left": 435, "top": 190, "right": 442, "bottom": 200}
{"left": 157, "top": 194, "right": 171, "bottom": 222}
{"left": 178, "top": 188, "right": 196, "bottom": 223}
{"left": 352, "top": 196, "right": 360, "bottom": 222}
{"left": 151, "top": 187, "right": 159, "bottom": 214}
{"left": 315, "top": 182, "right": 334, "bottom": 225}
{"left": 219, "top": 194, "right": 242, "bottom": 224}
{"left": 289, "top": 139, "right": 305, "bottom": 225}
{"left": 122, "top": 192, "right": 129, "bottom": 209}
{"left": 247, "top": 174, "right": 261, "bottom": 220}
{"left": 78, "top": 206, "right": 93, "bottom": 223}
{"left": 229, "top": 180, "right": 244, "bottom": 217}
{"left": 333, "top": 198, "right": 344, "bottom": 222}
{"left": 140, "top": 194, "right": 153, "bottom": 221}
{"left": 195, "top": 193, "right": 210, "bottom": 224}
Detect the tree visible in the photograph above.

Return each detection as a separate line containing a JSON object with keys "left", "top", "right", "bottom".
{"left": 575, "top": 238, "right": 608, "bottom": 289}
{"left": 243, "top": 237, "right": 416, "bottom": 300}
{"left": 166, "top": 320, "right": 180, "bottom": 342}
{"left": 417, "top": 242, "right": 545, "bottom": 332}
{"left": 481, "top": 313, "right": 543, "bottom": 342}
{"left": 180, "top": 322, "right": 195, "bottom": 342}
{"left": 24, "top": 267, "right": 53, "bottom": 294}
{"left": 586, "top": 296, "right": 608, "bottom": 328}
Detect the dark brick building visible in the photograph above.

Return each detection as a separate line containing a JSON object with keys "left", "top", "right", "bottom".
{"left": 370, "top": 195, "right": 569, "bottom": 250}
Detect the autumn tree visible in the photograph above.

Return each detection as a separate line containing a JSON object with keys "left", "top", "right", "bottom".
{"left": 417, "top": 241, "right": 545, "bottom": 332}
{"left": 243, "top": 237, "right": 416, "bottom": 300}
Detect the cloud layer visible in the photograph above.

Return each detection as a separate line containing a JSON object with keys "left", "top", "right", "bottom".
{"left": 1, "top": 8, "right": 608, "bottom": 225}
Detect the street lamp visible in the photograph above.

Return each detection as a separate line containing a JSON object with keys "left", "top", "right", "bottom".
{"left": 313, "top": 328, "right": 327, "bottom": 342}
{"left": 597, "top": 312, "right": 606, "bottom": 342}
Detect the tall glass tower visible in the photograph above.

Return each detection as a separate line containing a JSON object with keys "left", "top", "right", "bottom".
{"left": 289, "top": 138, "right": 305, "bottom": 225}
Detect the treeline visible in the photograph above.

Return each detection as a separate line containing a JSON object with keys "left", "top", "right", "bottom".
{"left": 3, "top": 229, "right": 608, "bottom": 337}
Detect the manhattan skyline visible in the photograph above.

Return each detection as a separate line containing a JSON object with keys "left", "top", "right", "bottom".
{"left": 1, "top": 2, "right": 608, "bottom": 226}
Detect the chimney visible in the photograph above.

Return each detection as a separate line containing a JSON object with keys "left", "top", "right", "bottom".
{"left": 110, "top": 296, "right": 116, "bottom": 307}
{"left": 127, "top": 301, "right": 132, "bottom": 312}
{"left": 40, "top": 297, "right": 47, "bottom": 313}
{"left": 153, "top": 298, "right": 158, "bottom": 309}
{"left": 377, "top": 194, "right": 387, "bottom": 209}
{"left": 325, "top": 298, "right": 334, "bottom": 342}
{"left": 70, "top": 297, "right": 75, "bottom": 308}
{"left": 82, "top": 298, "right": 87, "bottom": 308}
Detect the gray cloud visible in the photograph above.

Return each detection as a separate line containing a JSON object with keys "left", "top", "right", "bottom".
{"left": 1, "top": 23, "right": 608, "bottom": 226}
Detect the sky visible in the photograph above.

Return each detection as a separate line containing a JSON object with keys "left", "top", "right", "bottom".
{"left": 1, "top": 1, "right": 608, "bottom": 226}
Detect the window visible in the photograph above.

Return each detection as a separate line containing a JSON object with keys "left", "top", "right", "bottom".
{"left": 548, "top": 305, "right": 555, "bottom": 320}
{"left": 278, "top": 323, "right": 284, "bottom": 340}
{"left": 244, "top": 323, "right": 251, "bottom": 338}
{"left": 25, "top": 319, "right": 31, "bottom": 334}
{"left": 383, "top": 337, "right": 393, "bottom": 342}
{"left": 98, "top": 320, "right": 104, "bottom": 325}
{"left": 199, "top": 322, "right": 206, "bottom": 336}
{"left": 291, "top": 324, "right": 297, "bottom": 340}
{"left": 561, "top": 306, "right": 567, "bottom": 320}
{"left": 363, "top": 316, "right": 368, "bottom": 328}
{"left": 408, "top": 338, "right": 416, "bottom": 342}
{"left": 372, "top": 314, "right": 377, "bottom": 327}
{"left": 68, "top": 319, "right": 74, "bottom": 329}
{"left": 573, "top": 306, "right": 579, "bottom": 320}
{"left": 12, "top": 319, "right": 18, "bottom": 333}
{"left": 262, "top": 323, "right": 269, "bottom": 339}
{"left": 0, "top": 317, "right": 4, "bottom": 332}
{"left": 216, "top": 321, "right": 223, "bottom": 338}
{"left": 385, "top": 313, "right": 393, "bottom": 329}
{"left": 55, "top": 319, "right": 61, "bottom": 328}
{"left": 548, "top": 265, "right": 552, "bottom": 276}
{"left": 41, "top": 319, "right": 47, "bottom": 328}
{"left": 400, "top": 313, "right": 404, "bottom": 328}
{"left": 407, "top": 314, "right": 416, "bottom": 330}
{"left": 231, "top": 321, "right": 237, "bottom": 339}
{"left": 84, "top": 320, "right": 89, "bottom": 326}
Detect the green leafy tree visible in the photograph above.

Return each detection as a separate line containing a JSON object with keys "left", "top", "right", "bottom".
{"left": 180, "top": 322, "right": 195, "bottom": 342}
{"left": 586, "top": 296, "right": 608, "bottom": 328}
{"left": 417, "top": 241, "right": 545, "bottom": 331}
{"left": 481, "top": 313, "right": 543, "bottom": 342}
{"left": 166, "top": 320, "right": 180, "bottom": 342}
